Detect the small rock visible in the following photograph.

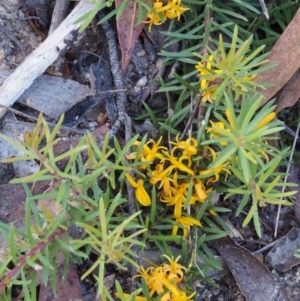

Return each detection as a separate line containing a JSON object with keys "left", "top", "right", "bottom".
{"left": 136, "top": 76, "right": 147, "bottom": 88}
{"left": 137, "top": 50, "right": 146, "bottom": 57}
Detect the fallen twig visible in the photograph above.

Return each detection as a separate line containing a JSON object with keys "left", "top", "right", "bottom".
{"left": 98, "top": 11, "right": 139, "bottom": 289}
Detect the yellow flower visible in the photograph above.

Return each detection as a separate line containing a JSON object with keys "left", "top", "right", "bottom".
{"left": 200, "top": 163, "right": 230, "bottom": 183}
{"left": 134, "top": 265, "right": 154, "bottom": 283}
{"left": 170, "top": 135, "right": 198, "bottom": 157}
{"left": 144, "top": 0, "right": 189, "bottom": 32}
{"left": 161, "top": 255, "right": 187, "bottom": 284}
{"left": 127, "top": 136, "right": 167, "bottom": 169}
{"left": 253, "top": 112, "right": 276, "bottom": 130}
{"left": 148, "top": 266, "right": 168, "bottom": 295}
{"left": 161, "top": 149, "right": 194, "bottom": 176}
{"left": 149, "top": 163, "right": 172, "bottom": 196}
{"left": 134, "top": 265, "right": 171, "bottom": 301}
{"left": 160, "top": 180, "right": 189, "bottom": 218}
{"left": 206, "top": 121, "right": 231, "bottom": 146}
{"left": 205, "top": 146, "right": 217, "bottom": 161}
{"left": 163, "top": 0, "right": 190, "bottom": 20}
{"left": 190, "top": 178, "right": 211, "bottom": 203}
{"left": 172, "top": 215, "right": 202, "bottom": 238}
{"left": 135, "top": 265, "right": 167, "bottom": 297}
{"left": 195, "top": 58, "right": 211, "bottom": 75}
{"left": 121, "top": 254, "right": 193, "bottom": 301}
{"left": 163, "top": 280, "right": 196, "bottom": 301}
{"left": 201, "top": 84, "right": 219, "bottom": 103}
{"left": 125, "top": 173, "right": 151, "bottom": 206}
{"left": 143, "top": 0, "right": 166, "bottom": 32}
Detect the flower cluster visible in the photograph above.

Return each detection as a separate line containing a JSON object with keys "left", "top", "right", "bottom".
{"left": 194, "top": 25, "right": 270, "bottom": 104}
{"left": 126, "top": 135, "right": 229, "bottom": 238}
{"left": 144, "top": 0, "right": 189, "bottom": 32}
{"left": 116, "top": 255, "right": 195, "bottom": 301}
{"left": 195, "top": 54, "right": 257, "bottom": 103}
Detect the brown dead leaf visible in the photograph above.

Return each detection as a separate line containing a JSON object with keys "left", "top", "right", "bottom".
{"left": 116, "top": 0, "right": 145, "bottom": 73}
{"left": 257, "top": 8, "right": 300, "bottom": 108}
{"left": 211, "top": 237, "right": 285, "bottom": 301}
{"left": 275, "top": 68, "right": 300, "bottom": 113}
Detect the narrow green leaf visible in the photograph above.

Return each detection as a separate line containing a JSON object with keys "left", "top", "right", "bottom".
{"left": 25, "top": 198, "right": 34, "bottom": 245}
{"left": 9, "top": 225, "right": 17, "bottom": 262}
{"left": 239, "top": 147, "right": 251, "bottom": 183}
{"left": 242, "top": 200, "right": 257, "bottom": 227}
{"left": 78, "top": 2, "right": 106, "bottom": 32}
{"left": 253, "top": 210, "right": 261, "bottom": 238}
{"left": 0, "top": 133, "right": 32, "bottom": 156}
{"left": 173, "top": 73, "right": 199, "bottom": 92}
{"left": 236, "top": 193, "right": 250, "bottom": 216}
{"left": 148, "top": 235, "right": 181, "bottom": 241}
{"left": 158, "top": 122, "right": 180, "bottom": 135}
{"left": 97, "top": 5, "right": 119, "bottom": 25}
{"left": 208, "top": 144, "right": 237, "bottom": 168}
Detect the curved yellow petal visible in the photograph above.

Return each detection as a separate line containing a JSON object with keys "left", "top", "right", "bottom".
{"left": 136, "top": 180, "right": 151, "bottom": 206}
{"left": 253, "top": 112, "right": 276, "bottom": 130}
{"left": 225, "top": 108, "right": 235, "bottom": 129}
{"left": 125, "top": 173, "right": 138, "bottom": 188}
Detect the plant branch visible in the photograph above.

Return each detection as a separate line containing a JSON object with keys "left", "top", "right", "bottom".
{"left": 0, "top": 228, "right": 65, "bottom": 292}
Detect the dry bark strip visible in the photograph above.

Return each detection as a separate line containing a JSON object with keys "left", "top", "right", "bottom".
{"left": 0, "top": 2, "right": 95, "bottom": 119}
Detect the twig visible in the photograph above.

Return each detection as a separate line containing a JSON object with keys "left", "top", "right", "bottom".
{"left": 97, "top": 9, "right": 135, "bottom": 209}
{"left": 0, "top": 228, "right": 65, "bottom": 292}
{"left": 0, "top": 15, "right": 40, "bottom": 20}
{"left": 252, "top": 239, "right": 279, "bottom": 256}
{"left": 98, "top": 11, "right": 139, "bottom": 288}
{"left": 99, "top": 12, "right": 127, "bottom": 116}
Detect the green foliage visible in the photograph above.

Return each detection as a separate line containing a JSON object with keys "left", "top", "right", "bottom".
{"left": 0, "top": 115, "right": 146, "bottom": 299}
{"left": 1, "top": 0, "right": 299, "bottom": 300}
{"left": 72, "top": 195, "right": 146, "bottom": 300}
{"left": 152, "top": 0, "right": 297, "bottom": 240}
